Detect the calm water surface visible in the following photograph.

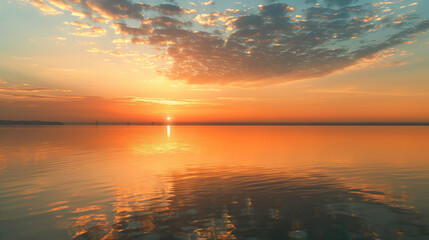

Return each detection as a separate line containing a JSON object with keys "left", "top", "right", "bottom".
{"left": 1, "top": 126, "right": 429, "bottom": 240}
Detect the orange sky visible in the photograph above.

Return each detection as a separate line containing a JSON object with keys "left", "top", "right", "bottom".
{"left": 0, "top": 0, "right": 429, "bottom": 122}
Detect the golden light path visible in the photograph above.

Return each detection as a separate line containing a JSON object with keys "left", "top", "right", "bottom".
{"left": 167, "top": 117, "right": 172, "bottom": 138}
{"left": 167, "top": 125, "right": 171, "bottom": 138}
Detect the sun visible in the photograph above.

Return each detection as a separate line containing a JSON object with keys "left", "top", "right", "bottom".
{"left": 166, "top": 117, "right": 171, "bottom": 121}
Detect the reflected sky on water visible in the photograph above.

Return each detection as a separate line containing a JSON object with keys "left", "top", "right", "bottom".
{"left": 1, "top": 126, "right": 429, "bottom": 240}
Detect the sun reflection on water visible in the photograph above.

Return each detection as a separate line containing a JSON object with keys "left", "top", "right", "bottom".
{"left": 167, "top": 125, "right": 171, "bottom": 138}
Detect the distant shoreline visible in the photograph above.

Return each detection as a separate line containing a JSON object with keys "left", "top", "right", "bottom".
{"left": 0, "top": 120, "right": 64, "bottom": 125}
{"left": 64, "top": 122, "right": 429, "bottom": 126}
{"left": 2, "top": 121, "right": 429, "bottom": 126}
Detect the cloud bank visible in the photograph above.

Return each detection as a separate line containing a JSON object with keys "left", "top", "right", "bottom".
{"left": 26, "top": 0, "right": 429, "bottom": 85}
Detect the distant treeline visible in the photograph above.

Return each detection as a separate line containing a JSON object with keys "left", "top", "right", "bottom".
{"left": 0, "top": 120, "right": 64, "bottom": 125}
{"left": 65, "top": 122, "right": 429, "bottom": 126}
{"left": 2, "top": 121, "right": 429, "bottom": 126}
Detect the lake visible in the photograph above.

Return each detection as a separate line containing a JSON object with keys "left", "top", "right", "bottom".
{"left": 1, "top": 126, "right": 429, "bottom": 240}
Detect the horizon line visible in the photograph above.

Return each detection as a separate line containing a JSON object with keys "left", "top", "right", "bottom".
{"left": 64, "top": 121, "right": 429, "bottom": 126}
{"left": 2, "top": 120, "right": 429, "bottom": 126}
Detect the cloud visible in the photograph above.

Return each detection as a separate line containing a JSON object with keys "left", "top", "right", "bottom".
{"left": 83, "top": 0, "right": 147, "bottom": 20}
{"left": 155, "top": 4, "right": 185, "bottom": 15}
{"left": 0, "top": 81, "right": 74, "bottom": 101}
{"left": 27, "top": 0, "right": 63, "bottom": 15}
{"left": 65, "top": 21, "right": 106, "bottom": 37}
{"left": 383, "top": 61, "right": 408, "bottom": 67}
{"left": 191, "top": 88, "right": 221, "bottom": 91}
{"left": 216, "top": 97, "right": 256, "bottom": 101}
{"left": 305, "top": 0, "right": 359, "bottom": 7}
{"left": 0, "top": 82, "right": 207, "bottom": 105}
{"left": 324, "top": 0, "right": 357, "bottom": 7}
{"left": 25, "top": 0, "right": 429, "bottom": 86}
{"left": 194, "top": 10, "right": 239, "bottom": 27}
{"left": 202, "top": 1, "right": 214, "bottom": 6}
{"left": 126, "top": 97, "right": 209, "bottom": 105}
{"left": 29, "top": 0, "right": 149, "bottom": 21}
{"left": 0, "top": 86, "right": 70, "bottom": 93}
{"left": 71, "top": 26, "right": 106, "bottom": 37}
{"left": 0, "top": 92, "right": 82, "bottom": 101}
{"left": 0, "top": 91, "right": 80, "bottom": 102}
{"left": 66, "top": 21, "right": 92, "bottom": 28}
{"left": 259, "top": 3, "right": 295, "bottom": 17}
{"left": 87, "top": 48, "right": 137, "bottom": 57}
{"left": 308, "top": 86, "right": 420, "bottom": 97}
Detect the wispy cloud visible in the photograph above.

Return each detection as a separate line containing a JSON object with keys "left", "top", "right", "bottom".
{"left": 216, "top": 97, "right": 256, "bottom": 101}
{"left": 0, "top": 82, "right": 210, "bottom": 105}
{"left": 45, "top": 67, "right": 77, "bottom": 72}
{"left": 70, "top": 27, "right": 106, "bottom": 37}
{"left": 191, "top": 88, "right": 221, "bottom": 92}
{"left": 0, "top": 86, "right": 70, "bottom": 93}
{"left": 26, "top": 0, "right": 63, "bottom": 15}
{"left": 0, "top": 93, "right": 83, "bottom": 101}
{"left": 308, "top": 87, "right": 421, "bottom": 97}
{"left": 65, "top": 21, "right": 106, "bottom": 37}
{"left": 0, "top": 81, "right": 74, "bottom": 101}
{"left": 202, "top": 1, "right": 214, "bottom": 6}
{"left": 125, "top": 97, "right": 210, "bottom": 105}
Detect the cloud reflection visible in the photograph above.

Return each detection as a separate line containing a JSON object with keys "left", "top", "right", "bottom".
{"left": 69, "top": 167, "right": 427, "bottom": 240}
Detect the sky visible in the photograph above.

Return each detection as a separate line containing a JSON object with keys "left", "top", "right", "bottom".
{"left": 0, "top": 0, "right": 428, "bottom": 122}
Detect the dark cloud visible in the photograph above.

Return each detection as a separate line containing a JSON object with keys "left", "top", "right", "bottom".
{"left": 30, "top": 0, "right": 193, "bottom": 21}
{"left": 82, "top": 0, "right": 147, "bottom": 20}
{"left": 304, "top": 0, "right": 317, "bottom": 4}
{"left": 324, "top": 0, "right": 358, "bottom": 7}
{"left": 305, "top": 6, "right": 361, "bottom": 20}
{"left": 161, "top": 4, "right": 427, "bottom": 85}
{"left": 259, "top": 3, "right": 294, "bottom": 16}
{"left": 233, "top": 15, "right": 264, "bottom": 29}
{"left": 155, "top": 4, "right": 184, "bottom": 15}
{"left": 304, "top": 0, "right": 358, "bottom": 7}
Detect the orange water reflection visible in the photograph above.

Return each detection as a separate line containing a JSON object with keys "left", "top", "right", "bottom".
{"left": 1, "top": 126, "right": 429, "bottom": 239}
